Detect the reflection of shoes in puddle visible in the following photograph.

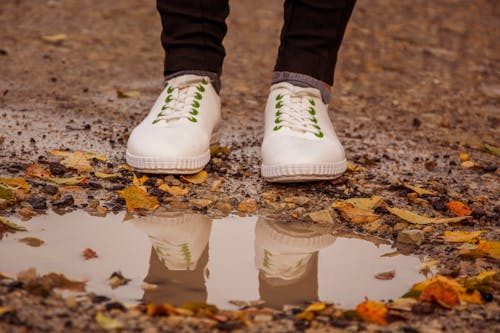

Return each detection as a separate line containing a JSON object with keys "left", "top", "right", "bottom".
{"left": 132, "top": 211, "right": 212, "bottom": 271}
{"left": 255, "top": 217, "right": 336, "bottom": 284}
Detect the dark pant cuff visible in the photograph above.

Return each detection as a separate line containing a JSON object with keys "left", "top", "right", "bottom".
{"left": 164, "top": 70, "right": 221, "bottom": 94}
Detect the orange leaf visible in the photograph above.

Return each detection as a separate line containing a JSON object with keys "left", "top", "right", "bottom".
{"left": 0, "top": 178, "right": 30, "bottom": 192}
{"left": 181, "top": 170, "right": 208, "bottom": 184}
{"left": 355, "top": 300, "right": 388, "bottom": 325}
{"left": 420, "top": 280, "right": 460, "bottom": 308}
{"left": 446, "top": 201, "right": 472, "bottom": 217}
{"left": 460, "top": 239, "right": 500, "bottom": 260}
{"left": 26, "top": 164, "right": 51, "bottom": 179}
{"left": 117, "top": 186, "right": 159, "bottom": 211}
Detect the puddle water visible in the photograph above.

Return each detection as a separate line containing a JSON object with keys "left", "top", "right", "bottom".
{"left": 0, "top": 210, "right": 426, "bottom": 309}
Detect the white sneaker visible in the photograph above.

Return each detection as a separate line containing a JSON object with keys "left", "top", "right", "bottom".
{"left": 126, "top": 75, "right": 221, "bottom": 174}
{"left": 261, "top": 82, "right": 347, "bottom": 182}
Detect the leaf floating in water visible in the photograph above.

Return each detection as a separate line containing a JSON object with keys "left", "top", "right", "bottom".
{"left": 108, "top": 271, "right": 131, "bottom": 289}
{"left": 374, "top": 270, "right": 396, "bottom": 280}
{"left": 19, "top": 237, "right": 44, "bottom": 247}
{"left": 82, "top": 248, "right": 98, "bottom": 260}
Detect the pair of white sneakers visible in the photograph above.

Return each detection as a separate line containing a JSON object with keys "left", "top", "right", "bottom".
{"left": 126, "top": 75, "right": 346, "bottom": 182}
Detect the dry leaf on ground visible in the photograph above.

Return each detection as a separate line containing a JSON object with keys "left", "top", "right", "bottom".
{"left": 460, "top": 239, "right": 500, "bottom": 260}
{"left": 441, "top": 230, "right": 484, "bottom": 243}
{"left": 237, "top": 198, "right": 258, "bottom": 214}
{"left": 446, "top": 201, "right": 472, "bottom": 217}
{"left": 181, "top": 170, "right": 208, "bottom": 184}
{"left": 158, "top": 184, "right": 188, "bottom": 196}
{"left": 117, "top": 89, "right": 140, "bottom": 98}
{"left": 26, "top": 164, "right": 52, "bottom": 179}
{"left": 401, "top": 181, "right": 437, "bottom": 196}
{"left": 95, "top": 312, "right": 123, "bottom": 330}
{"left": 51, "top": 151, "right": 92, "bottom": 172}
{"left": 41, "top": 33, "right": 67, "bottom": 43}
{"left": 332, "top": 202, "right": 380, "bottom": 224}
{"left": 355, "top": 300, "right": 388, "bottom": 325}
{"left": 117, "top": 186, "right": 159, "bottom": 211}
{"left": 0, "top": 178, "right": 30, "bottom": 192}
{"left": 386, "top": 206, "right": 469, "bottom": 225}
{"left": 94, "top": 172, "right": 120, "bottom": 179}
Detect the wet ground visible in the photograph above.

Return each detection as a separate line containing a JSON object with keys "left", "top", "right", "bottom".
{"left": 0, "top": 0, "right": 499, "bottom": 332}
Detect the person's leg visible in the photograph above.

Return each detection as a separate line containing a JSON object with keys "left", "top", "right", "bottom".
{"left": 126, "top": 1, "right": 229, "bottom": 174}
{"left": 274, "top": 0, "right": 356, "bottom": 103}
{"left": 261, "top": 0, "right": 356, "bottom": 182}
{"left": 157, "top": 0, "right": 230, "bottom": 92}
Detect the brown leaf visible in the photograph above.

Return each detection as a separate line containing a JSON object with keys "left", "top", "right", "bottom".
{"left": 332, "top": 202, "right": 379, "bottom": 224}
{"left": 41, "top": 34, "right": 67, "bottom": 43}
{"left": 158, "top": 184, "right": 188, "bottom": 196}
{"left": 117, "top": 89, "right": 141, "bottom": 98}
{"left": 375, "top": 270, "right": 395, "bottom": 280}
{"left": 237, "top": 198, "right": 258, "bottom": 214}
{"left": 386, "top": 206, "right": 469, "bottom": 225}
{"left": 441, "top": 230, "right": 484, "bottom": 243}
{"left": 19, "top": 237, "right": 44, "bottom": 247}
{"left": 82, "top": 248, "right": 98, "bottom": 260}
{"left": 446, "top": 201, "right": 472, "bottom": 217}
{"left": 26, "top": 164, "right": 52, "bottom": 179}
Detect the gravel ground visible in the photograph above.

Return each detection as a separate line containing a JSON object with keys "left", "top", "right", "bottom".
{"left": 0, "top": 0, "right": 499, "bottom": 332}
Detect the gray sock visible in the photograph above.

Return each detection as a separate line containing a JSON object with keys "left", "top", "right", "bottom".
{"left": 164, "top": 70, "right": 221, "bottom": 94}
{"left": 272, "top": 71, "right": 332, "bottom": 104}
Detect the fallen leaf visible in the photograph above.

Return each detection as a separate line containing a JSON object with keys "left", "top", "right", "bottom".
{"left": 50, "top": 150, "right": 106, "bottom": 162}
{"left": 386, "top": 206, "right": 469, "bottom": 225}
{"left": 460, "top": 239, "right": 500, "bottom": 260}
{"left": 82, "top": 248, "right": 98, "bottom": 260}
{"left": 158, "top": 184, "right": 188, "bottom": 196}
{"left": 51, "top": 151, "right": 92, "bottom": 172}
{"left": 460, "top": 160, "right": 482, "bottom": 169}
{"left": 0, "top": 217, "right": 27, "bottom": 231}
{"left": 446, "top": 201, "right": 472, "bottom": 217}
{"left": 108, "top": 271, "right": 131, "bottom": 289}
{"left": 132, "top": 173, "right": 148, "bottom": 186}
{"left": 117, "top": 186, "right": 159, "bottom": 211}
{"left": 355, "top": 300, "right": 388, "bottom": 325}
{"left": 459, "top": 153, "right": 471, "bottom": 162}
{"left": 0, "top": 307, "right": 14, "bottom": 316}
{"left": 210, "top": 145, "right": 230, "bottom": 156}
{"left": 49, "top": 176, "right": 86, "bottom": 185}
{"left": 463, "top": 271, "right": 497, "bottom": 293}
{"left": 180, "top": 302, "right": 218, "bottom": 314}
{"left": 305, "top": 209, "right": 334, "bottom": 224}
{"left": 118, "top": 164, "right": 134, "bottom": 171}
{"left": 117, "top": 89, "right": 141, "bottom": 98}
{"left": 95, "top": 312, "right": 123, "bottom": 330}
{"left": 41, "top": 33, "right": 67, "bottom": 43}
{"left": 442, "top": 230, "right": 484, "bottom": 243}
{"left": 332, "top": 202, "right": 379, "bottom": 224}
{"left": 181, "top": 170, "right": 208, "bottom": 184}
{"left": 346, "top": 162, "right": 364, "bottom": 172}
{"left": 94, "top": 172, "right": 120, "bottom": 179}
{"left": 304, "top": 302, "right": 326, "bottom": 312}
{"left": 420, "top": 280, "right": 459, "bottom": 308}
{"left": 295, "top": 302, "right": 326, "bottom": 321}
{"left": 26, "top": 164, "right": 52, "bottom": 179}
{"left": 375, "top": 270, "right": 395, "bottom": 280}
{"left": 0, "top": 178, "right": 30, "bottom": 192}
{"left": 344, "top": 196, "right": 383, "bottom": 210}
{"left": 401, "top": 182, "right": 437, "bottom": 196}
{"left": 481, "top": 143, "right": 500, "bottom": 156}
{"left": 147, "top": 303, "right": 177, "bottom": 316}
{"left": 19, "top": 237, "right": 44, "bottom": 247}
{"left": 237, "top": 198, "right": 258, "bottom": 214}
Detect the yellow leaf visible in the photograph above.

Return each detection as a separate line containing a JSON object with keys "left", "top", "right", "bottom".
{"left": 117, "top": 90, "right": 141, "bottom": 98}
{"left": 181, "top": 170, "right": 208, "bottom": 184}
{"left": 117, "top": 186, "right": 159, "bottom": 211}
{"left": 344, "top": 196, "right": 383, "bottom": 210}
{"left": 460, "top": 239, "right": 500, "bottom": 260}
{"left": 459, "top": 153, "right": 471, "bottom": 161}
{"left": 386, "top": 206, "right": 469, "bottom": 225}
{"left": 118, "top": 164, "right": 134, "bottom": 171}
{"left": 420, "top": 280, "right": 460, "bottom": 308}
{"left": 409, "top": 275, "right": 483, "bottom": 306}
{"left": 41, "top": 33, "right": 67, "bottom": 43}
{"left": 482, "top": 143, "right": 500, "bottom": 156}
{"left": 0, "top": 306, "right": 14, "bottom": 316}
{"left": 0, "top": 178, "right": 30, "bottom": 192}
{"left": 94, "top": 172, "right": 120, "bottom": 179}
{"left": 95, "top": 312, "right": 123, "bottom": 330}
{"left": 49, "top": 176, "right": 86, "bottom": 185}
{"left": 355, "top": 300, "right": 388, "bottom": 325}
{"left": 304, "top": 302, "right": 326, "bottom": 312}
{"left": 132, "top": 173, "right": 148, "bottom": 186}
{"left": 401, "top": 181, "right": 437, "bottom": 196}
{"left": 346, "top": 162, "right": 364, "bottom": 172}
{"left": 442, "top": 230, "right": 484, "bottom": 243}
{"left": 158, "top": 184, "right": 188, "bottom": 196}
{"left": 332, "top": 202, "right": 379, "bottom": 224}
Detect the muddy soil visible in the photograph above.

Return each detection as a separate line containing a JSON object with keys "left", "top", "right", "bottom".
{"left": 0, "top": 0, "right": 499, "bottom": 332}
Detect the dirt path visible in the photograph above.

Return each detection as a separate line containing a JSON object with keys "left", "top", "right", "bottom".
{"left": 0, "top": 0, "right": 499, "bottom": 332}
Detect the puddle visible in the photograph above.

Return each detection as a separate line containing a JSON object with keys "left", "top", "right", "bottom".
{"left": 0, "top": 210, "right": 426, "bottom": 309}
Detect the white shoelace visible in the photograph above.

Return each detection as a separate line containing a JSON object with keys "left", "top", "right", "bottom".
{"left": 153, "top": 78, "right": 207, "bottom": 124}
{"left": 275, "top": 88, "right": 323, "bottom": 136}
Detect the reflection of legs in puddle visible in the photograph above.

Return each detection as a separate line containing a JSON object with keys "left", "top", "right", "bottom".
{"left": 255, "top": 218, "right": 336, "bottom": 308}
{"left": 132, "top": 211, "right": 212, "bottom": 305}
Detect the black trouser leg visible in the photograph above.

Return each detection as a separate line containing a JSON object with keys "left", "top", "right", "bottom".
{"left": 157, "top": 0, "right": 229, "bottom": 78}
{"left": 274, "top": 0, "right": 356, "bottom": 85}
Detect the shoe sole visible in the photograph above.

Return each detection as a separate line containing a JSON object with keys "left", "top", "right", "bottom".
{"left": 126, "top": 127, "right": 221, "bottom": 175}
{"left": 261, "top": 159, "right": 347, "bottom": 183}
